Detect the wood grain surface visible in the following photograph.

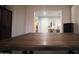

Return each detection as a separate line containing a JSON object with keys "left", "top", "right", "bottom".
{"left": 0, "top": 33, "right": 79, "bottom": 51}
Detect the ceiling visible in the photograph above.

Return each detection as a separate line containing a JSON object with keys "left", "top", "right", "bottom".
{"left": 34, "top": 11, "right": 62, "bottom": 17}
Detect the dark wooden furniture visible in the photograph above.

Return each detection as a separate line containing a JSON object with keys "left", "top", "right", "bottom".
{"left": 63, "top": 23, "right": 74, "bottom": 33}
{"left": 0, "top": 6, "right": 12, "bottom": 40}
{"left": 0, "top": 33, "right": 79, "bottom": 54}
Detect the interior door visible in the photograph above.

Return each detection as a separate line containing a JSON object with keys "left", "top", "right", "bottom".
{"left": 0, "top": 8, "right": 1, "bottom": 39}
{"left": 1, "top": 8, "right": 12, "bottom": 39}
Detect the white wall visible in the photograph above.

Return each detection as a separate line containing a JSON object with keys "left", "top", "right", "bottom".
{"left": 71, "top": 5, "right": 79, "bottom": 34}
{"left": 6, "top": 6, "right": 26, "bottom": 37}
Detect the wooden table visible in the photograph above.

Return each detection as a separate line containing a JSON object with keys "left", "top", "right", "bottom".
{"left": 0, "top": 33, "right": 79, "bottom": 53}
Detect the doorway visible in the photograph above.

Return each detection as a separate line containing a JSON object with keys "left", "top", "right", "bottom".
{"left": 34, "top": 11, "right": 63, "bottom": 33}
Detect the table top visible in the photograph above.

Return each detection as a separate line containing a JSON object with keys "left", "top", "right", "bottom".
{"left": 0, "top": 33, "right": 79, "bottom": 51}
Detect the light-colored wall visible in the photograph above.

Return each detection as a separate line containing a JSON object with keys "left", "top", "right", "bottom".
{"left": 6, "top": 5, "right": 71, "bottom": 37}
{"left": 6, "top": 6, "right": 26, "bottom": 37}
{"left": 71, "top": 5, "right": 79, "bottom": 34}
{"left": 25, "top": 5, "right": 71, "bottom": 33}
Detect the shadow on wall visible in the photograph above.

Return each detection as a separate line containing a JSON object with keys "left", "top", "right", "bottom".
{"left": 74, "top": 23, "right": 78, "bottom": 34}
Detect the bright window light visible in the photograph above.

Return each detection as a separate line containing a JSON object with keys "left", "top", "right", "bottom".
{"left": 41, "top": 18, "right": 48, "bottom": 33}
